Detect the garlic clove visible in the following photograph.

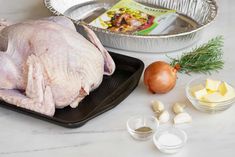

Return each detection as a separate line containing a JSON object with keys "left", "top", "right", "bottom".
{"left": 174, "top": 112, "right": 192, "bottom": 124}
{"left": 151, "top": 100, "right": 164, "bottom": 113}
{"left": 173, "top": 103, "right": 186, "bottom": 114}
{"left": 158, "top": 111, "right": 170, "bottom": 123}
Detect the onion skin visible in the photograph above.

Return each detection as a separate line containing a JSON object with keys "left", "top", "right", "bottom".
{"left": 144, "top": 61, "right": 177, "bottom": 94}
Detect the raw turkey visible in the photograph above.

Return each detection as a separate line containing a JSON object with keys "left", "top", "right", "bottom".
{"left": 0, "top": 16, "right": 115, "bottom": 116}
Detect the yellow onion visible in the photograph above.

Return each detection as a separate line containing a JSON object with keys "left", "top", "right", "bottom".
{"left": 144, "top": 61, "right": 177, "bottom": 94}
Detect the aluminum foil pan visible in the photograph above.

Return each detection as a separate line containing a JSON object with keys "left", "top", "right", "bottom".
{"left": 44, "top": 0, "right": 218, "bottom": 53}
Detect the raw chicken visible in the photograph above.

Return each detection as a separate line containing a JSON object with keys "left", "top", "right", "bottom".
{"left": 0, "top": 16, "right": 115, "bottom": 116}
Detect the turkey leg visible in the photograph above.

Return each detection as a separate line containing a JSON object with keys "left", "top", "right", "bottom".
{"left": 0, "top": 55, "right": 55, "bottom": 116}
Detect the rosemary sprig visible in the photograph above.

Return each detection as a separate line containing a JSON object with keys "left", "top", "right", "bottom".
{"left": 170, "top": 36, "right": 224, "bottom": 74}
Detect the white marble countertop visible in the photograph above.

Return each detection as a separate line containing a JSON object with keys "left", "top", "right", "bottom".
{"left": 0, "top": 0, "right": 235, "bottom": 157}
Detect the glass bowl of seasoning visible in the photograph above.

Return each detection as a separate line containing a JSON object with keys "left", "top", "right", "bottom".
{"left": 153, "top": 127, "right": 187, "bottom": 154}
{"left": 126, "top": 115, "right": 159, "bottom": 141}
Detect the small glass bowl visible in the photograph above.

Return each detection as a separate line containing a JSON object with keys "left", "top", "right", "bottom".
{"left": 126, "top": 115, "right": 159, "bottom": 141}
{"left": 186, "top": 76, "right": 235, "bottom": 113}
{"left": 153, "top": 127, "right": 187, "bottom": 154}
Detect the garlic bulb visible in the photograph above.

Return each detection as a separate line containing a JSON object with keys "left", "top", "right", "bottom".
{"left": 151, "top": 100, "right": 164, "bottom": 113}
{"left": 173, "top": 103, "right": 186, "bottom": 114}
{"left": 158, "top": 111, "right": 170, "bottom": 123}
{"left": 174, "top": 112, "right": 192, "bottom": 124}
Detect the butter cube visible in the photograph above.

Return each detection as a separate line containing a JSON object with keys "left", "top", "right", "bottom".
{"left": 190, "top": 84, "right": 204, "bottom": 96}
{"left": 206, "top": 89, "right": 214, "bottom": 94}
{"left": 194, "top": 88, "right": 208, "bottom": 99}
{"left": 218, "top": 82, "right": 235, "bottom": 100}
{"left": 206, "top": 79, "right": 221, "bottom": 91}
{"left": 190, "top": 84, "right": 204, "bottom": 93}
{"left": 219, "top": 82, "right": 234, "bottom": 95}
{"left": 203, "top": 92, "right": 225, "bottom": 102}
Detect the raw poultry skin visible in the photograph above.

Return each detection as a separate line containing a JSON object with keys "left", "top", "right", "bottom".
{"left": 0, "top": 16, "right": 115, "bottom": 116}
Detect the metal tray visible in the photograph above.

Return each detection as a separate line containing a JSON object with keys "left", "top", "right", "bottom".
{"left": 44, "top": 0, "right": 218, "bottom": 53}
{"left": 0, "top": 52, "right": 144, "bottom": 128}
